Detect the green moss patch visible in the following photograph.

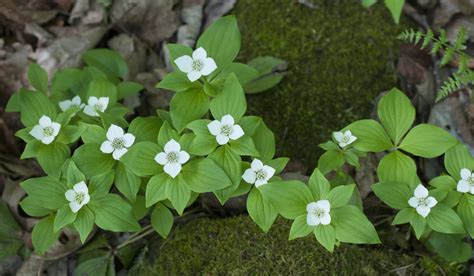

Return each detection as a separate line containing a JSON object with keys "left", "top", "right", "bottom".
{"left": 234, "top": 0, "right": 404, "bottom": 167}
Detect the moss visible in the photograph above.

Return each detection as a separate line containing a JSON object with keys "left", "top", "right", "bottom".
{"left": 136, "top": 216, "right": 430, "bottom": 275}
{"left": 234, "top": 0, "right": 405, "bottom": 168}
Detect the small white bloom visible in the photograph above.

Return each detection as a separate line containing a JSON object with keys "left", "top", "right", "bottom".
{"left": 154, "top": 139, "right": 190, "bottom": 178}
{"left": 408, "top": 184, "right": 437, "bottom": 218}
{"left": 306, "top": 200, "right": 331, "bottom": 226}
{"left": 333, "top": 130, "right": 357, "bottom": 148}
{"left": 100, "top": 124, "right": 135, "bottom": 160}
{"left": 242, "top": 159, "right": 276, "bottom": 187}
{"left": 174, "top": 47, "right": 217, "bottom": 82}
{"left": 457, "top": 168, "right": 474, "bottom": 194}
{"left": 83, "top": 96, "right": 109, "bottom": 117}
{"left": 65, "top": 181, "right": 90, "bottom": 213}
{"left": 29, "top": 115, "right": 61, "bottom": 145}
{"left": 207, "top": 114, "right": 245, "bottom": 145}
{"left": 59, "top": 96, "right": 85, "bottom": 111}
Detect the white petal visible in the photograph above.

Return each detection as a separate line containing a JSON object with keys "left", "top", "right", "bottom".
{"left": 263, "top": 165, "right": 276, "bottom": 180}
{"left": 100, "top": 141, "right": 114, "bottom": 154}
{"left": 251, "top": 159, "right": 264, "bottom": 170}
{"left": 74, "top": 181, "right": 88, "bottom": 194}
{"left": 69, "top": 202, "right": 82, "bottom": 213}
{"left": 344, "top": 130, "right": 352, "bottom": 138}
{"left": 178, "top": 151, "right": 190, "bottom": 164}
{"left": 123, "top": 133, "right": 135, "bottom": 147}
{"left": 201, "top": 57, "right": 217, "bottom": 75}
{"left": 426, "top": 197, "right": 437, "bottom": 208}
{"left": 65, "top": 190, "right": 76, "bottom": 202}
{"left": 306, "top": 213, "right": 320, "bottom": 226}
{"left": 457, "top": 180, "right": 470, "bottom": 193}
{"left": 192, "top": 47, "right": 207, "bottom": 60}
{"left": 338, "top": 142, "right": 347, "bottom": 148}
{"left": 83, "top": 105, "right": 98, "bottom": 116}
{"left": 164, "top": 139, "right": 180, "bottom": 153}
{"left": 320, "top": 213, "right": 331, "bottom": 225}
{"left": 41, "top": 136, "right": 55, "bottom": 145}
{"left": 30, "top": 125, "right": 44, "bottom": 140}
{"left": 82, "top": 193, "right": 90, "bottom": 205}
{"left": 155, "top": 152, "right": 168, "bottom": 165}
{"left": 255, "top": 179, "right": 268, "bottom": 187}
{"left": 216, "top": 134, "right": 229, "bottom": 145}
{"left": 333, "top": 132, "right": 343, "bottom": 142}
{"left": 59, "top": 100, "right": 72, "bottom": 111}
{"left": 72, "top": 96, "right": 82, "bottom": 105}
{"left": 51, "top": 123, "right": 61, "bottom": 136}
{"left": 39, "top": 115, "right": 52, "bottom": 127}
{"left": 416, "top": 206, "right": 431, "bottom": 218}
{"left": 347, "top": 135, "right": 357, "bottom": 145}
{"left": 98, "top": 97, "right": 109, "bottom": 111}
{"left": 207, "top": 120, "right": 222, "bottom": 136}
{"left": 187, "top": 71, "right": 202, "bottom": 82}
{"left": 221, "top": 114, "right": 234, "bottom": 125}
{"left": 306, "top": 202, "right": 318, "bottom": 213}
{"left": 88, "top": 97, "right": 98, "bottom": 106}
{"left": 164, "top": 163, "right": 182, "bottom": 178}
{"left": 242, "top": 169, "right": 256, "bottom": 184}
{"left": 414, "top": 184, "right": 428, "bottom": 199}
{"left": 174, "top": 55, "right": 193, "bottom": 73}
{"left": 112, "top": 148, "right": 128, "bottom": 160}
{"left": 460, "top": 168, "right": 471, "bottom": 180}
{"left": 107, "top": 124, "right": 124, "bottom": 140}
{"left": 316, "top": 200, "right": 331, "bottom": 212}
{"left": 408, "top": 197, "right": 418, "bottom": 208}
{"left": 470, "top": 186, "right": 474, "bottom": 195}
{"left": 229, "top": 125, "right": 244, "bottom": 140}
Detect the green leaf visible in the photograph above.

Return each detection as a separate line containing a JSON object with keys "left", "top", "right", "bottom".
{"left": 188, "top": 135, "right": 217, "bottom": 156}
{"left": 132, "top": 195, "right": 148, "bottom": 220}
{"left": 362, "top": 0, "right": 377, "bottom": 8}
{"left": 377, "top": 88, "right": 415, "bottom": 145}
{"left": 166, "top": 178, "right": 192, "bottom": 215}
{"left": 410, "top": 215, "right": 427, "bottom": 239}
{"left": 371, "top": 181, "right": 411, "bottom": 209}
{"left": 86, "top": 78, "right": 118, "bottom": 107}
{"left": 186, "top": 119, "right": 212, "bottom": 137}
{"left": 166, "top": 43, "right": 193, "bottom": 71}
{"left": 384, "top": 0, "right": 405, "bottom": 24}
{"left": 32, "top": 215, "right": 60, "bottom": 254}
{"left": 80, "top": 123, "right": 106, "bottom": 144}
{"left": 89, "top": 171, "right": 114, "bottom": 196}
{"left": 327, "top": 184, "right": 355, "bottom": 208}
{"left": 426, "top": 232, "right": 471, "bottom": 262}
{"left": 151, "top": 203, "right": 174, "bottom": 238}
{"left": 115, "top": 163, "right": 141, "bottom": 202}
{"left": 121, "top": 142, "right": 162, "bottom": 177}
{"left": 210, "top": 73, "right": 246, "bottom": 121}
{"left": 252, "top": 120, "right": 275, "bottom": 162}
{"left": 20, "top": 140, "right": 41, "bottom": 159}
{"left": 21, "top": 176, "right": 68, "bottom": 210}
{"left": 245, "top": 56, "right": 286, "bottom": 94}
{"left": 457, "top": 195, "right": 474, "bottom": 238}
{"left": 444, "top": 143, "right": 474, "bottom": 180}
{"left": 170, "top": 89, "right": 209, "bottom": 133}
{"left": 247, "top": 187, "right": 278, "bottom": 232}
{"left": 344, "top": 119, "right": 393, "bottom": 152}
{"left": 332, "top": 205, "right": 380, "bottom": 244}
{"left": 28, "top": 63, "right": 49, "bottom": 94}
{"left": 117, "top": 81, "right": 143, "bottom": 99}
{"left": 428, "top": 175, "right": 456, "bottom": 190}
{"left": 20, "top": 196, "right": 52, "bottom": 217}
{"left": 146, "top": 173, "right": 170, "bottom": 207}
{"left": 51, "top": 68, "right": 83, "bottom": 95}
{"left": 54, "top": 205, "right": 77, "bottom": 232}
{"left": 181, "top": 158, "right": 232, "bottom": 193}
{"left": 317, "top": 150, "right": 345, "bottom": 175}
{"left": 239, "top": 116, "right": 262, "bottom": 136}
{"left": 156, "top": 72, "right": 198, "bottom": 92}
{"left": 319, "top": 141, "right": 339, "bottom": 151}
{"left": 267, "top": 157, "right": 289, "bottom": 174}
{"left": 392, "top": 208, "right": 415, "bottom": 225}
{"left": 229, "top": 136, "right": 259, "bottom": 157}
{"left": 74, "top": 255, "right": 110, "bottom": 276}
{"left": 288, "top": 215, "right": 312, "bottom": 240}
{"left": 308, "top": 168, "right": 330, "bottom": 199}
{"left": 399, "top": 124, "right": 457, "bottom": 158}
{"left": 213, "top": 62, "right": 259, "bottom": 86}
{"left": 89, "top": 194, "right": 141, "bottom": 232}
{"left": 314, "top": 224, "right": 336, "bottom": 252}
{"left": 197, "top": 15, "right": 240, "bottom": 66}
{"left": 5, "top": 92, "right": 21, "bottom": 112}
{"left": 73, "top": 206, "right": 95, "bottom": 243}
{"left": 427, "top": 204, "right": 465, "bottom": 234}
{"left": 67, "top": 161, "right": 86, "bottom": 185}
{"left": 157, "top": 121, "right": 180, "bottom": 147}
{"left": 82, "top": 48, "right": 128, "bottom": 82}
{"left": 36, "top": 143, "right": 70, "bottom": 178}
{"left": 57, "top": 125, "right": 86, "bottom": 144}
{"left": 258, "top": 181, "right": 313, "bottom": 219}
{"left": 209, "top": 146, "right": 242, "bottom": 204}
{"left": 73, "top": 144, "right": 115, "bottom": 178}
{"left": 19, "top": 90, "right": 57, "bottom": 127}
{"left": 128, "top": 116, "right": 162, "bottom": 143}
{"left": 377, "top": 150, "right": 417, "bottom": 185}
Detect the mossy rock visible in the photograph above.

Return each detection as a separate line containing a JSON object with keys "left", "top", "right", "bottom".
{"left": 136, "top": 216, "right": 430, "bottom": 275}
{"left": 234, "top": 0, "right": 405, "bottom": 168}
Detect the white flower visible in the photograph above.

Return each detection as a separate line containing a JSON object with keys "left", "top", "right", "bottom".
{"left": 174, "top": 47, "right": 217, "bottom": 82}
{"left": 100, "top": 124, "right": 136, "bottom": 160}
{"left": 457, "top": 168, "right": 474, "bottom": 194}
{"left": 207, "top": 114, "right": 245, "bottom": 145}
{"left": 65, "top": 181, "right": 90, "bottom": 213}
{"left": 83, "top": 96, "right": 109, "bottom": 117}
{"left": 29, "top": 115, "right": 61, "bottom": 145}
{"left": 59, "top": 96, "right": 85, "bottom": 111}
{"left": 408, "top": 184, "right": 437, "bottom": 218}
{"left": 154, "top": 139, "right": 190, "bottom": 178}
{"left": 242, "top": 159, "right": 276, "bottom": 187}
{"left": 306, "top": 200, "right": 331, "bottom": 226}
{"left": 333, "top": 130, "right": 357, "bottom": 148}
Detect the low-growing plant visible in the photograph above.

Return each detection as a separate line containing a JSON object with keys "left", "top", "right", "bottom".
{"left": 3, "top": 15, "right": 473, "bottom": 272}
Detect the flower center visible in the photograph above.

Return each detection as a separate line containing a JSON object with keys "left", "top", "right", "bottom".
{"left": 166, "top": 151, "right": 179, "bottom": 163}
{"left": 111, "top": 138, "right": 125, "bottom": 150}
{"left": 417, "top": 197, "right": 429, "bottom": 207}
{"left": 94, "top": 103, "right": 104, "bottom": 112}
{"left": 75, "top": 192, "right": 85, "bottom": 204}
{"left": 42, "top": 126, "right": 54, "bottom": 137}
{"left": 467, "top": 176, "right": 474, "bottom": 185}
{"left": 192, "top": 60, "right": 203, "bottom": 71}
{"left": 342, "top": 136, "right": 351, "bottom": 143}
{"left": 255, "top": 169, "right": 267, "bottom": 180}
{"left": 310, "top": 208, "right": 326, "bottom": 218}
{"left": 220, "top": 125, "right": 233, "bottom": 136}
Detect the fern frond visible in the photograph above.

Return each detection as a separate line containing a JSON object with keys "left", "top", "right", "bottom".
{"left": 436, "top": 71, "right": 473, "bottom": 101}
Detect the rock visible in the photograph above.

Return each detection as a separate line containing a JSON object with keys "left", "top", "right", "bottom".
{"left": 177, "top": 0, "right": 205, "bottom": 47}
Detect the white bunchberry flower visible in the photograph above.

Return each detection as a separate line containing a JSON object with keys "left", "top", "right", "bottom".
{"left": 29, "top": 115, "right": 61, "bottom": 145}
{"left": 207, "top": 114, "right": 245, "bottom": 145}
{"left": 174, "top": 47, "right": 217, "bottom": 82}
{"left": 58, "top": 96, "right": 85, "bottom": 111}
{"left": 242, "top": 159, "right": 276, "bottom": 187}
{"left": 408, "top": 184, "right": 437, "bottom": 218}
{"left": 154, "top": 139, "right": 190, "bottom": 178}
{"left": 333, "top": 130, "right": 357, "bottom": 148}
{"left": 457, "top": 168, "right": 474, "bottom": 194}
{"left": 65, "top": 181, "right": 90, "bottom": 213}
{"left": 83, "top": 96, "right": 109, "bottom": 117}
{"left": 306, "top": 200, "right": 331, "bottom": 226}
{"left": 100, "top": 124, "right": 136, "bottom": 160}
